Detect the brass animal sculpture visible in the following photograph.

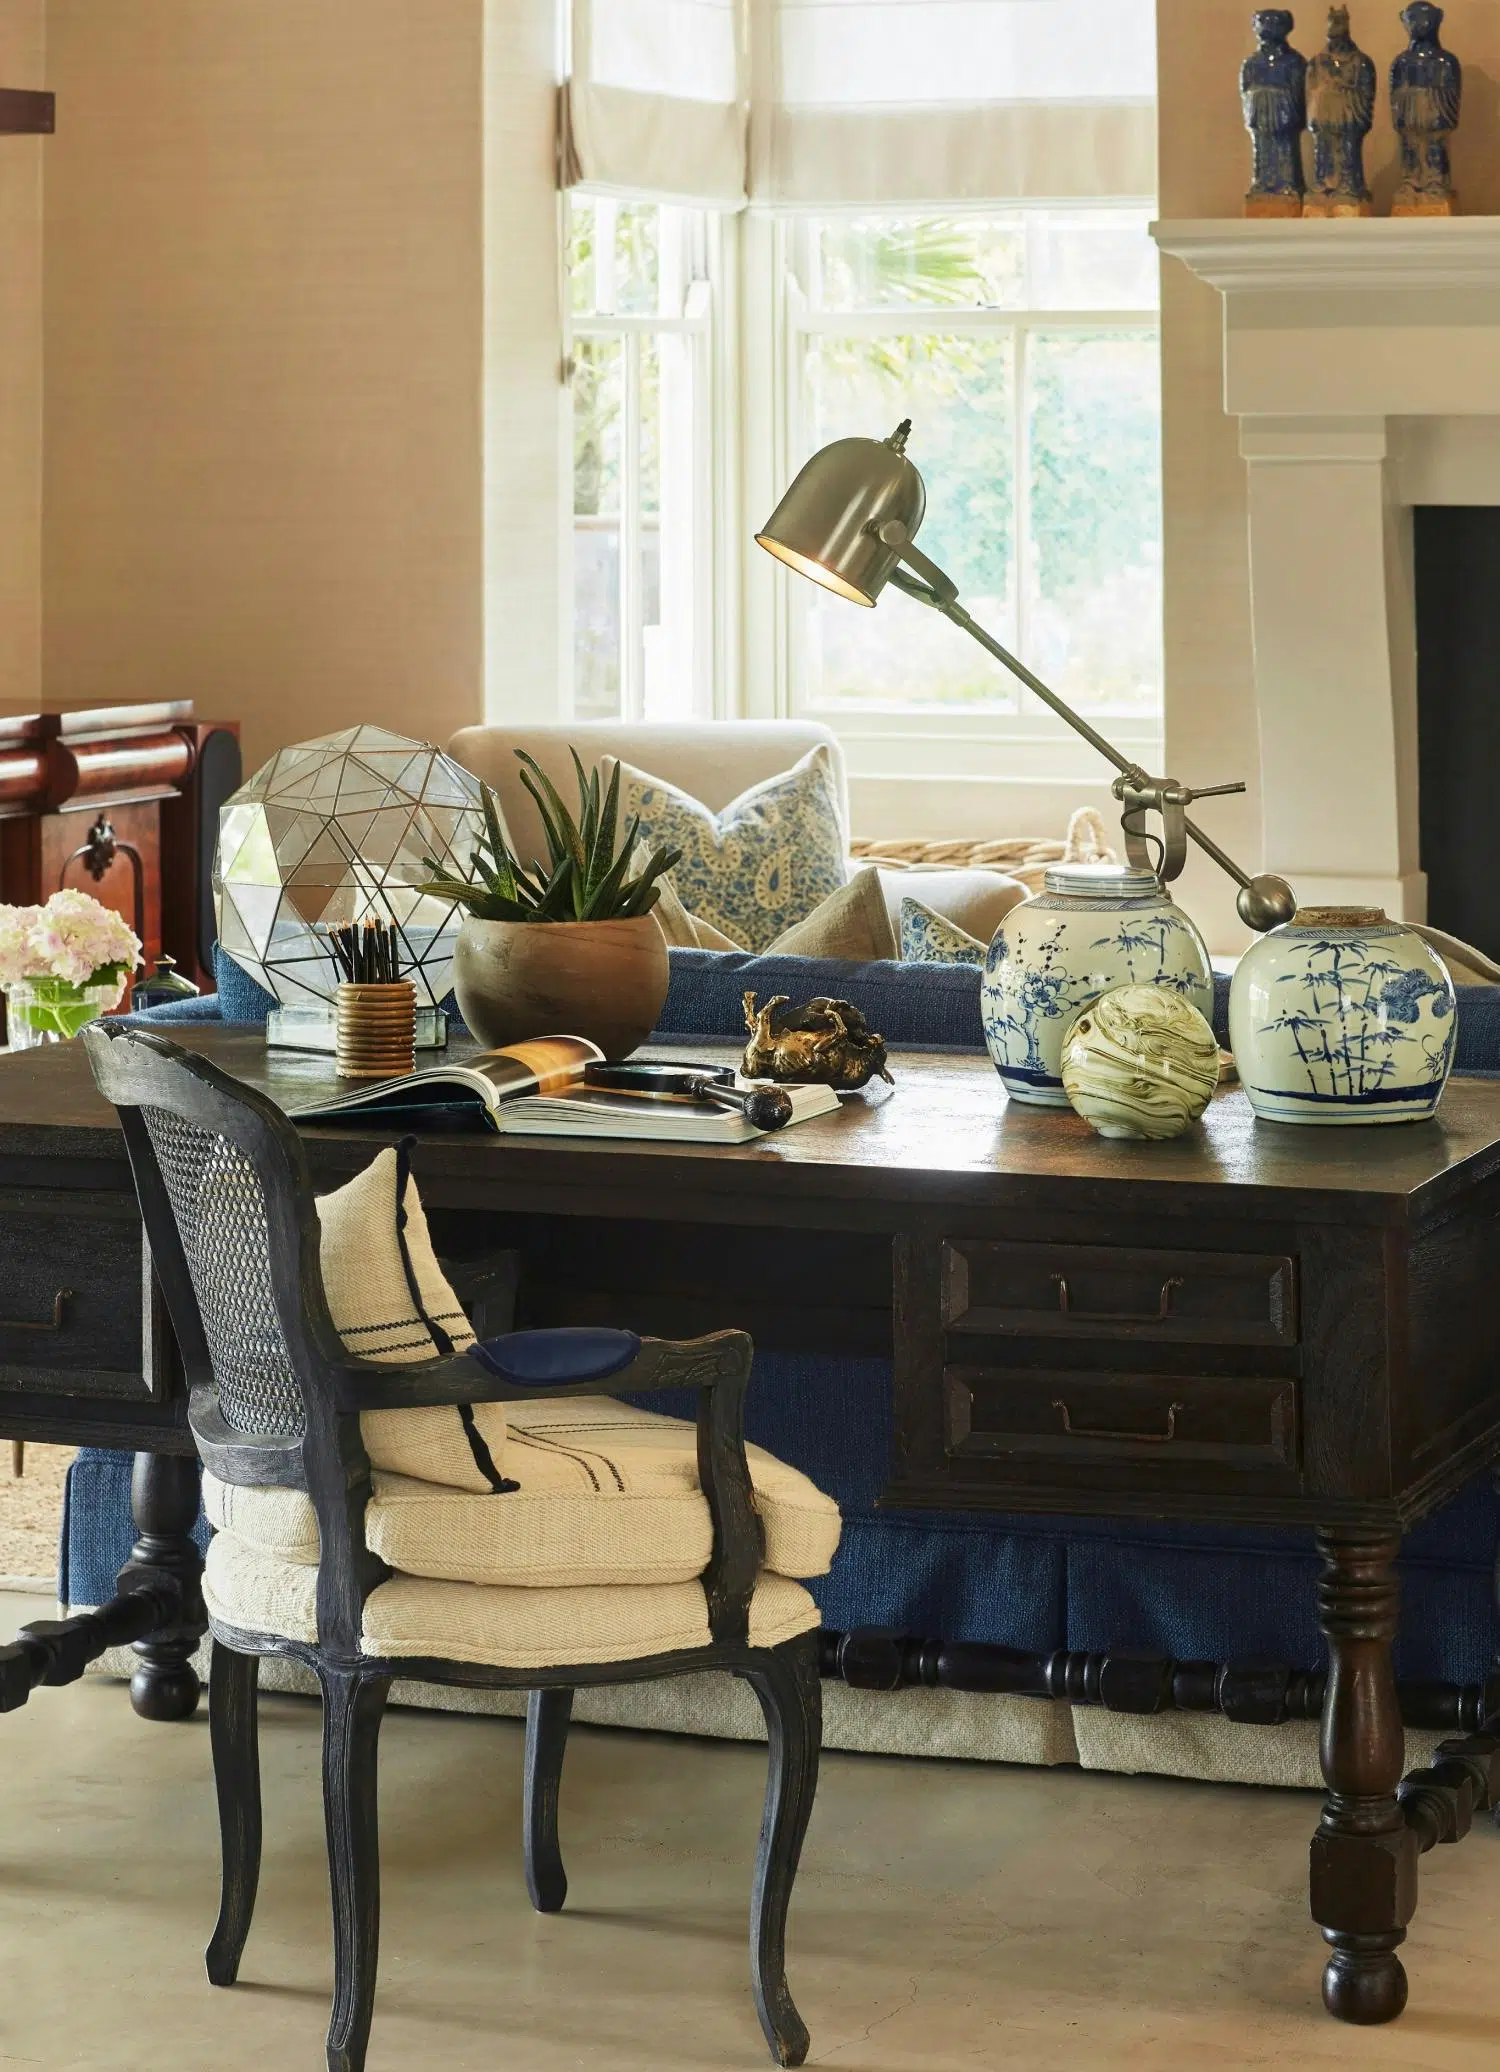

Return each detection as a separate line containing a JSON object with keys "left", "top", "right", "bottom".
{"left": 742, "top": 992, "right": 893, "bottom": 1090}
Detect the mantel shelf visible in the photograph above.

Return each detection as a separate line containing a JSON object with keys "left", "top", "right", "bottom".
{"left": 1152, "top": 216, "right": 1500, "bottom": 295}
{"left": 0, "top": 88, "right": 53, "bottom": 134}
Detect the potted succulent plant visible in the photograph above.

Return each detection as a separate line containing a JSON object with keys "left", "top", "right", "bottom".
{"left": 421, "top": 750, "right": 681, "bottom": 1058}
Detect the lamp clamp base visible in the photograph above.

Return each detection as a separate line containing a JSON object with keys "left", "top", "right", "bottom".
{"left": 1112, "top": 770, "right": 1248, "bottom": 884}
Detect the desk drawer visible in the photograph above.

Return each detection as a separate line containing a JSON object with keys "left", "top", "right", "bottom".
{"left": 945, "top": 1366, "right": 1300, "bottom": 1478}
{"left": 943, "top": 1239, "right": 1297, "bottom": 1347}
{"left": 0, "top": 1195, "right": 147, "bottom": 1397}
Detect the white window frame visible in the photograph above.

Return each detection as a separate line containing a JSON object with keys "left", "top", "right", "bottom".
{"left": 565, "top": 198, "right": 721, "bottom": 723}
{"left": 742, "top": 204, "right": 1164, "bottom": 797}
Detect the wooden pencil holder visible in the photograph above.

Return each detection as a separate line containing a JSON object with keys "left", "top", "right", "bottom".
{"left": 335, "top": 981, "right": 416, "bottom": 1079}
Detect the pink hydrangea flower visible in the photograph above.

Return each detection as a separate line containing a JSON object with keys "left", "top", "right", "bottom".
{"left": 0, "top": 890, "right": 141, "bottom": 999}
{"left": 0, "top": 905, "right": 44, "bottom": 986}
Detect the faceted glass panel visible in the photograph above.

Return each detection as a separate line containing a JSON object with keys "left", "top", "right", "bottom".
{"left": 212, "top": 727, "right": 486, "bottom": 1008}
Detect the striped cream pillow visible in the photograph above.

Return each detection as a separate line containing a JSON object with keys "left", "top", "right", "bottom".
{"left": 317, "top": 1146, "right": 513, "bottom": 1495}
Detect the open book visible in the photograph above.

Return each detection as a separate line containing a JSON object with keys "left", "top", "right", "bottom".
{"left": 290, "top": 1035, "right": 841, "bottom": 1143}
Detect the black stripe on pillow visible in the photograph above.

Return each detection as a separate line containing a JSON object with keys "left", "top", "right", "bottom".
{"left": 393, "top": 1140, "right": 516, "bottom": 1493}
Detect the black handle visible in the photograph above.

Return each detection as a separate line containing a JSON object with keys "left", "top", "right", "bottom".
{"left": 690, "top": 1078, "right": 794, "bottom": 1132}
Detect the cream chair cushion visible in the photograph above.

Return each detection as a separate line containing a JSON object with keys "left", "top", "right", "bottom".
{"left": 203, "top": 1396, "right": 842, "bottom": 1586}
{"left": 202, "top": 1534, "right": 821, "bottom": 1669}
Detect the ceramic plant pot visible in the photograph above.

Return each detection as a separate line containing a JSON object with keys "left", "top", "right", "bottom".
{"left": 452, "top": 914, "right": 669, "bottom": 1061}
{"left": 1060, "top": 985, "right": 1220, "bottom": 1141}
{"left": 982, "top": 864, "right": 1214, "bottom": 1107}
{"left": 1228, "top": 905, "right": 1456, "bottom": 1125}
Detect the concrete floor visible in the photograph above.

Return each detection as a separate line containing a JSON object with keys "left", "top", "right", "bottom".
{"left": 2, "top": 1595, "right": 1497, "bottom": 2070}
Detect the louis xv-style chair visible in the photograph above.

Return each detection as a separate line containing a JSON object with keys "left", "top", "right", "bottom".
{"left": 84, "top": 1024, "right": 827, "bottom": 2072}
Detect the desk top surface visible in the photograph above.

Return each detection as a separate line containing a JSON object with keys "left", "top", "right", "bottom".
{"left": 4, "top": 1026, "right": 1500, "bottom": 1227}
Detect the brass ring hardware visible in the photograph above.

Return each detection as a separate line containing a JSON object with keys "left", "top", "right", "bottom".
{"left": 1050, "top": 1273, "right": 1185, "bottom": 1323}
{"left": 1, "top": 1289, "right": 71, "bottom": 1332}
{"left": 1052, "top": 1398, "right": 1184, "bottom": 1445}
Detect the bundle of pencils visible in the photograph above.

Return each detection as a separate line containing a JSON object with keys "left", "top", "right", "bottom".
{"left": 327, "top": 921, "right": 404, "bottom": 985}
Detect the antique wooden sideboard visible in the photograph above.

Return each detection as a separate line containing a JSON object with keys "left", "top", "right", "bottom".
{"left": 0, "top": 699, "right": 241, "bottom": 990}
{"left": 2, "top": 1027, "right": 1500, "bottom": 2027}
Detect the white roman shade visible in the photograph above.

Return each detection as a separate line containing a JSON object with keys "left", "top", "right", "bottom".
{"left": 560, "top": 0, "right": 748, "bottom": 205}
{"left": 751, "top": 0, "right": 1157, "bottom": 206}
{"left": 561, "top": 0, "right": 1156, "bottom": 208}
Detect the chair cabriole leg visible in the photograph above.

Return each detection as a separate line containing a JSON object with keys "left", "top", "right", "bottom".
{"left": 742, "top": 1632, "right": 821, "bottom": 2068}
{"left": 319, "top": 1668, "right": 390, "bottom": 2072}
{"left": 206, "top": 1641, "right": 262, "bottom": 1986}
{"left": 524, "top": 1686, "right": 573, "bottom": 1912}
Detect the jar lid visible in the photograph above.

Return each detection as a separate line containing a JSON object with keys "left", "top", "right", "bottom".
{"left": 1292, "top": 905, "right": 1388, "bottom": 928}
{"left": 1043, "top": 863, "right": 1163, "bottom": 900}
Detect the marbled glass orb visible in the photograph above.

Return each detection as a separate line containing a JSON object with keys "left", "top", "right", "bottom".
{"left": 1061, "top": 985, "right": 1219, "bottom": 1141}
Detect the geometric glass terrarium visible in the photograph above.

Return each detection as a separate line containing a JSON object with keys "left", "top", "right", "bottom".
{"left": 214, "top": 726, "right": 487, "bottom": 1037}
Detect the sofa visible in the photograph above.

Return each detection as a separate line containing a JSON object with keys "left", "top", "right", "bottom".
{"left": 63, "top": 935, "right": 1500, "bottom": 1787}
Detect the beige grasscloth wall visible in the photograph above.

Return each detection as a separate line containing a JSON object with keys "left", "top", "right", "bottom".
{"left": 1157, "top": 0, "right": 1500, "bottom": 951}
{"left": 39, "top": 0, "right": 560, "bottom": 775}
{"left": 0, "top": 0, "right": 44, "bottom": 706}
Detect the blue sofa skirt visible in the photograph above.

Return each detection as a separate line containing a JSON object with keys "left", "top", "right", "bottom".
{"left": 62, "top": 945, "right": 1500, "bottom": 1686}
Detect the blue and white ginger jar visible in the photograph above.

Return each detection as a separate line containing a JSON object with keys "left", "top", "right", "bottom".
{"left": 982, "top": 864, "right": 1214, "bottom": 1108}
{"left": 1228, "top": 905, "right": 1455, "bottom": 1125}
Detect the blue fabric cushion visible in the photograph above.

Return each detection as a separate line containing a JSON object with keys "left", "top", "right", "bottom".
{"left": 470, "top": 1325, "right": 641, "bottom": 1386}
{"left": 214, "top": 943, "right": 276, "bottom": 1023}
{"left": 658, "top": 948, "right": 988, "bottom": 1049}
{"left": 123, "top": 992, "right": 225, "bottom": 1028}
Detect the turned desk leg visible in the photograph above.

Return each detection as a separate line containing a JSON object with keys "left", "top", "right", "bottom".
{"left": 1311, "top": 1530, "right": 1418, "bottom": 2023}
{"left": 115, "top": 1451, "right": 205, "bottom": 1722}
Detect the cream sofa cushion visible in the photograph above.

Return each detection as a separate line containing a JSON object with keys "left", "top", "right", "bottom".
{"left": 875, "top": 866, "right": 1026, "bottom": 946}
{"left": 448, "top": 720, "right": 849, "bottom": 871}
{"left": 202, "top": 1396, "right": 842, "bottom": 1586}
{"left": 317, "top": 1147, "right": 510, "bottom": 1495}
{"left": 203, "top": 1534, "right": 820, "bottom": 1668}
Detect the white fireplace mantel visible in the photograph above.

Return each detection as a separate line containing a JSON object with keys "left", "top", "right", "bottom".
{"left": 1153, "top": 218, "right": 1500, "bottom": 921}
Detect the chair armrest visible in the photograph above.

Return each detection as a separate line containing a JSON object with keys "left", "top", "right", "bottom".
{"left": 333, "top": 1331, "right": 762, "bottom": 1644}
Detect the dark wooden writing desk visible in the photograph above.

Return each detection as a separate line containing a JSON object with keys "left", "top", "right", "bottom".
{"left": 3, "top": 1026, "right": 1500, "bottom": 2025}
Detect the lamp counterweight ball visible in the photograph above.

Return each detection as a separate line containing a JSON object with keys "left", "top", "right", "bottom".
{"left": 757, "top": 424, "right": 1298, "bottom": 933}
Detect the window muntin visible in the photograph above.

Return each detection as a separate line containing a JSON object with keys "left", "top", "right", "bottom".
{"left": 568, "top": 197, "right": 711, "bottom": 721}
{"left": 787, "top": 208, "right": 1162, "bottom": 730}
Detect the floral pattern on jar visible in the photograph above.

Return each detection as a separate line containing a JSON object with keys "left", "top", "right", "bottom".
{"left": 982, "top": 864, "right": 1214, "bottom": 1108}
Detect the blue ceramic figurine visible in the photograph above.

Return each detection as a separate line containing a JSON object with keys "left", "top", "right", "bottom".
{"left": 1391, "top": 2, "right": 1461, "bottom": 214}
{"left": 1305, "top": 7, "right": 1375, "bottom": 215}
{"left": 1242, "top": 10, "right": 1308, "bottom": 217}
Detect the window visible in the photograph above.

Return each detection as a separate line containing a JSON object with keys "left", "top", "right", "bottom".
{"left": 778, "top": 207, "right": 1162, "bottom": 774}
{"left": 567, "top": 198, "right": 715, "bottom": 721}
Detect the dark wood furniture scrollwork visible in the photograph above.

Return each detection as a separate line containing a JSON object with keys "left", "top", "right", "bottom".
{"left": 2, "top": 1031, "right": 1500, "bottom": 2031}
{"left": 85, "top": 1025, "right": 822, "bottom": 2072}
{"left": 0, "top": 700, "right": 241, "bottom": 994}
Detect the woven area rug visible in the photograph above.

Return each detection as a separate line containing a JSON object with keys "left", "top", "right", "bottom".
{"left": 0, "top": 1444, "right": 72, "bottom": 1586}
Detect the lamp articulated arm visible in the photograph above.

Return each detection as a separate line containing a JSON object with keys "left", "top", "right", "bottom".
{"left": 876, "top": 521, "right": 1297, "bottom": 933}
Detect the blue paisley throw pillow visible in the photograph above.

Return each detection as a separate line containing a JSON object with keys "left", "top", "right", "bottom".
{"left": 612, "top": 745, "right": 847, "bottom": 953}
{"left": 900, "top": 897, "right": 987, "bottom": 966}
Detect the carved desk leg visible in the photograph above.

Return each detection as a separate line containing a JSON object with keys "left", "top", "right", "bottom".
{"left": 115, "top": 1451, "right": 205, "bottom": 1722}
{"left": 1311, "top": 1530, "right": 1418, "bottom": 2023}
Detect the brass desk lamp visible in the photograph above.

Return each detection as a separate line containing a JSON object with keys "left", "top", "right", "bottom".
{"left": 757, "top": 421, "right": 1296, "bottom": 932}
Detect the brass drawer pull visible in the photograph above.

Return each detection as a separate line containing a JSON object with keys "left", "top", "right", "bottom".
{"left": 1, "top": 1289, "right": 71, "bottom": 1333}
{"left": 1052, "top": 1398, "right": 1184, "bottom": 1445}
{"left": 1051, "top": 1273, "right": 1184, "bottom": 1323}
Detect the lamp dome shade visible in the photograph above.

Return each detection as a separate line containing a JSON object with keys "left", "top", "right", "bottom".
{"left": 756, "top": 426, "right": 926, "bottom": 607}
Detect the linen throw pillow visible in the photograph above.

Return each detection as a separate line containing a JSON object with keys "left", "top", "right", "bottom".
{"left": 900, "top": 897, "right": 987, "bottom": 967}
{"left": 612, "top": 744, "right": 847, "bottom": 952}
{"left": 317, "top": 1146, "right": 513, "bottom": 1495}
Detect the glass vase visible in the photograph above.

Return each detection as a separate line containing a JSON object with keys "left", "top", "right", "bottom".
{"left": 3, "top": 977, "right": 121, "bottom": 1049}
